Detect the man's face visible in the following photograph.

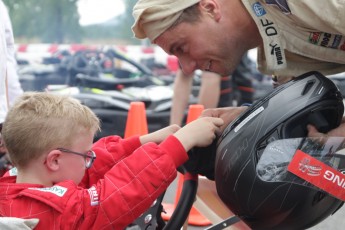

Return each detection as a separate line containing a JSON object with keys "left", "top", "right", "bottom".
{"left": 154, "top": 15, "right": 248, "bottom": 76}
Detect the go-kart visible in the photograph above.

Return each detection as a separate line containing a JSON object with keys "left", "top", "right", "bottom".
{"left": 18, "top": 47, "right": 175, "bottom": 92}
{"left": 17, "top": 48, "right": 78, "bottom": 91}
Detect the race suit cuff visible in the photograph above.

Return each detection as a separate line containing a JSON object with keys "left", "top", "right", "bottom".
{"left": 159, "top": 135, "right": 188, "bottom": 167}
{"left": 122, "top": 135, "right": 142, "bottom": 154}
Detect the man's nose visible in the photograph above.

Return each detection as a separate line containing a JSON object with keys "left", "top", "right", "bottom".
{"left": 178, "top": 58, "right": 197, "bottom": 75}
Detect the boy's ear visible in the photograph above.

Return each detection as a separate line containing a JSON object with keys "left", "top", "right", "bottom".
{"left": 199, "top": 0, "right": 221, "bottom": 21}
{"left": 45, "top": 150, "right": 61, "bottom": 171}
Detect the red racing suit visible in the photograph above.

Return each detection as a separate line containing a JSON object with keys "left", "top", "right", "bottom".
{"left": 0, "top": 135, "right": 188, "bottom": 229}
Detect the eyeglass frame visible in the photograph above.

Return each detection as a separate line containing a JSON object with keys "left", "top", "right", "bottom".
{"left": 56, "top": 147, "right": 96, "bottom": 169}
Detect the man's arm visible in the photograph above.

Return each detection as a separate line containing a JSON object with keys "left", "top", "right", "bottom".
{"left": 198, "top": 71, "right": 221, "bottom": 109}
{"left": 170, "top": 68, "right": 194, "bottom": 125}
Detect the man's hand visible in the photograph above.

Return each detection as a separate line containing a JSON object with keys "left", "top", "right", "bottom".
{"left": 307, "top": 123, "right": 345, "bottom": 138}
{"left": 200, "top": 106, "right": 248, "bottom": 133}
{"left": 308, "top": 117, "right": 345, "bottom": 138}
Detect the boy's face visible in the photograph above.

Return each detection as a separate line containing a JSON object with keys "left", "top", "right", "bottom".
{"left": 56, "top": 130, "right": 94, "bottom": 185}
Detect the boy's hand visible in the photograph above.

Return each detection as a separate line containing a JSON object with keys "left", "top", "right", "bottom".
{"left": 140, "top": 124, "right": 181, "bottom": 144}
{"left": 174, "top": 117, "right": 224, "bottom": 151}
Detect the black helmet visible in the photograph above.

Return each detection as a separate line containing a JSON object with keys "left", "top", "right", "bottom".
{"left": 215, "top": 71, "right": 344, "bottom": 230}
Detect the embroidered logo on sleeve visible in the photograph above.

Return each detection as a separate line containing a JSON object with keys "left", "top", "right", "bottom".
{"left": 253, "top": 2, "right": 267, "bottom": 17}
{"left": 308, "top": 32, "right": 345, "bottom": 51}
{"left": 251, "top": 2, "right": 286, "bottom": 70}
{"left": 29, "top": 185, "right": 67, "bottom": 197}
{"left": 88, "top": 186, "right": 99, "bottom": 206}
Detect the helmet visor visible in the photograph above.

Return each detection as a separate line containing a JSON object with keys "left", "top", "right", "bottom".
{"left": 257, "top": 137, "right": 345, "bottom": 201}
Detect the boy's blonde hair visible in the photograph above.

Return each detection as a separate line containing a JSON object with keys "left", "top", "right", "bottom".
{"left": 2, "top": 92, "right": 100, "bottom": 168}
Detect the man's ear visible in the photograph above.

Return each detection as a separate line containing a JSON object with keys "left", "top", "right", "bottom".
{"left": 45, "top": 150, "right": 61, "bottom": 171}
{"left": 199, "top": 0, "right": 221, "bottom": 21}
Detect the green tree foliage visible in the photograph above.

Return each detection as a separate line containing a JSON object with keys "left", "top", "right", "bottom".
{"left": 82, "top": 0, "right": 140, "bottom": 45}
{"left": 2, "top": 0, "right": 139, "bottom": 44}
{"left": 116, "top": 0, "right": 139, "bottom": 44}
{"left": 3, "top": 0, "right": 82, "bottom": 43}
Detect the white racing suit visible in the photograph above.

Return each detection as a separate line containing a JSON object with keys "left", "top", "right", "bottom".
{"left": 242, "top": 0, "right": 345, "bottom": 83}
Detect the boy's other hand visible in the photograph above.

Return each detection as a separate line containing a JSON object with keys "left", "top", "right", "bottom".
{"left": 174, "top": 117, "right": 224, "bottom": 151}
{"left": 140, "top": 124, "right": 181, "bottom": 144}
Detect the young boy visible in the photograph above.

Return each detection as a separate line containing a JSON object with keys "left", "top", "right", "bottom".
{"left": 0, "top": 92, "right": 223, "bottom": 229}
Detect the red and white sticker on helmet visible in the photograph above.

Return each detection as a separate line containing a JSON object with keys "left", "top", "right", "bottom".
{"left": 288, "top": 150, "right": 345, "bottom": 201}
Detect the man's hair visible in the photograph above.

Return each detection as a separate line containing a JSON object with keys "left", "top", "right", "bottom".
{"left": 170, "top": 4, "right": 201, "bottom": 30}
{"left": 132, "top": 0, "right": 201, "bottom": 41}
{"left": 2, "top": 92, "right": 100, "bottom": 168}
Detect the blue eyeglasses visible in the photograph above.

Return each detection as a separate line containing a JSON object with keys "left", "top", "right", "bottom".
{"left": 57, "top": 148, "right": 96, "bottom": 169}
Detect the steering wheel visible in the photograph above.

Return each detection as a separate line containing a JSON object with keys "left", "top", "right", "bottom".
{"left": 132, "top": 167, "right": 199, "bottom": 230}
{"left": 131, "top": 139, "right": 221, "bottom": 229}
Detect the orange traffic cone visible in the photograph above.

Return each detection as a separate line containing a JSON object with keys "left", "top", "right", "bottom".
{"left": 124, "top": 102, "right": 148, "bottom": 138}
{"left": 162, "top": 104, "right": 212, "bottom": 226}
{"left": 185, "top": 104, "right": 204, "bottom": 124}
